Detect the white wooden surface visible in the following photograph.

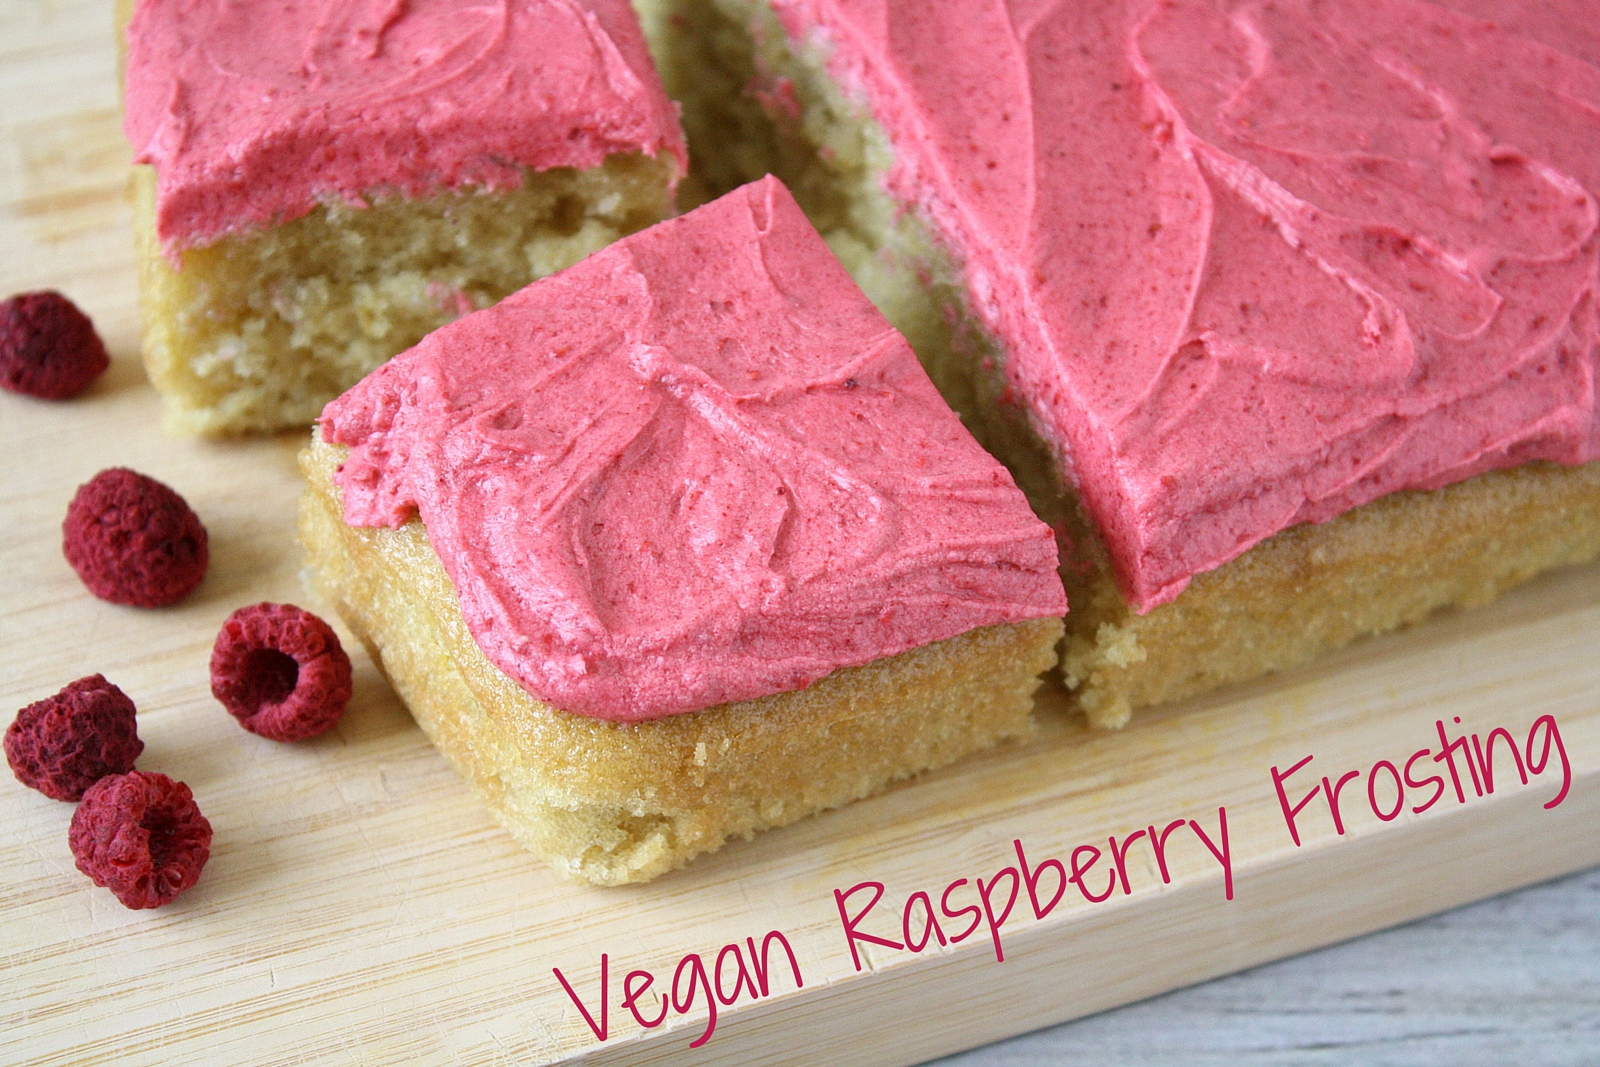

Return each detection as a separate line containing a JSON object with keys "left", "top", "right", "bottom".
{"left": 1, "top": 3, "right": 1597, "bottom": 1065}
{"left": 936, "top": 866, "right": 1600, "bottom": 1066}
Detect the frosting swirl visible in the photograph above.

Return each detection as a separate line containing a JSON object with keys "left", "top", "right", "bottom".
{"left": 124, "top": 0, "right": 686, "bottom": 250}
{"left": 775, "top": 0, "right": 1600, "bottom": 609}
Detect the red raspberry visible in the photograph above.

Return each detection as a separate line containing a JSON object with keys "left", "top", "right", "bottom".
{"left": 62, "top": 468, "right": 209, "bottom": 607}
{"left": 69, "top": 771, "right": 211, "bottom": 909}
{"left": 1, "top": 291, "right": 110, "bottom": 399}
{"left": 211, "top": 603, "right": 353, "bottom": 741}
{"left": 5, "top": 675, "right": 144, "bottom": 801}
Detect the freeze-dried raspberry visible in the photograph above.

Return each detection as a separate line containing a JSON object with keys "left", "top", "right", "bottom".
{"left": 211, "top": 603, "right": 352, "bottom": 741}
{"left": 5, "top": 675, "right": 144, "bottom": 801}
{"left": 69, "top": 771, "right": 211, "bottom": 909}
{"left": 63, "top": 468, "right": 209, "bottom": 607}
{"left": 0, "top": 291, "right": 110, "bottom": 399}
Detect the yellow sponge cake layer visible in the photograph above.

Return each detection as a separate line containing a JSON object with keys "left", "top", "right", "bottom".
{"left": 133, "top": 157, "right": 676, "bottom": 435}
{"left": 300, "top": 436, "right": 1061, "bottom": 885}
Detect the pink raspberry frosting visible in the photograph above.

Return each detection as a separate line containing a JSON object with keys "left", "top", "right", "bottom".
{"left": 123, "top": 0, "right": 685, "bottom": 252}
{"left": 771, "top": 0, "right": 1600, "bottom": 610}
{"left": 321, "top": 177, "right": 1066, "bottom": 721}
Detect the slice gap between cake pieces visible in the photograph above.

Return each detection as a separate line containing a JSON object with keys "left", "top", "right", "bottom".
{"left": 298, "top": 177, "right": 1066, "bottom": 884}
{"left": 122, "top": 0, "right": 685, "bottom": 435}
{"left": 634, "top": 0, "right": 1600, "bottom": 728}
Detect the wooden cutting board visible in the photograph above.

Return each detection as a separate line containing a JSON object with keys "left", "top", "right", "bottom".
{"left": 2, "top": 3, "right": 1597, "bottom": 1064}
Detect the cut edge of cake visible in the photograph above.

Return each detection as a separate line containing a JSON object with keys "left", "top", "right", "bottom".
{"left": 131, "top": 154, "right": 678, "bottom": 436}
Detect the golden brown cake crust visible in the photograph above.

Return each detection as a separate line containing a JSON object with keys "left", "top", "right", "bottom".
{"left": 298, "top": 437, "right": 1062, "bottom": 885}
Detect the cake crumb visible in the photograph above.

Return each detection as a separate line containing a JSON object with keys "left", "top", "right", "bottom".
{"left": 1096, "top": 624, "right": 1148, "bottom": 669}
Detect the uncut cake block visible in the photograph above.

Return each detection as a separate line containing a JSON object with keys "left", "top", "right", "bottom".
{"left": 298, "top": 176, "right": 1066, "bottom": 885}
{"left": 639, "top": 0, "right": 1600, "bottom": 726}
{"left": 122, "top": 0, "right": 685, "bottom": 435}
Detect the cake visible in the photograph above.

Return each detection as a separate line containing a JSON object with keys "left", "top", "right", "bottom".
{"left": 637, "top": 0, "right": 1600, "bottom": 726}
{"left": 121, "top": 0, "right": 686, "bottom": 435}
{"left": 298, "top": 177, "right": 1067, "bottom": 884}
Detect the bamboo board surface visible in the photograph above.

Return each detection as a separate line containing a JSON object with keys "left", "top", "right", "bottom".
{"left": 2, "top": 3, "right": 1598, "bottom": 1065}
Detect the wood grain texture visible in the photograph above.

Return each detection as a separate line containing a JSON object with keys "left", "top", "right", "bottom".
{"left": 1, "top": 4, "right": 1597, "bottom": 1065}
{"left": 932, "top": 866, "right": 1600, "bottom": 1067}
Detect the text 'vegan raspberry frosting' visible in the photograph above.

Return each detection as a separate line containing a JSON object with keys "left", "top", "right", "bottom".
{"left": 773, "top": 0, "right": 1600, "bottom": 610}
{"left": 124, "top": 0, "right": 686, "bottom": 251}
{"left": 321, "top": 178, "right": 1066, "bottom": 721}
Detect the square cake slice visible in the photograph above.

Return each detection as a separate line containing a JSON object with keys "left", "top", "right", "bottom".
{"left": 122, "top": 0, "right": 685, "bottom": 435}
{"left": 299, "top": 176, "right": 1066, "bottom": 884}
{"left": 639, "top": 0, "right": 1600, "bottom": 726}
